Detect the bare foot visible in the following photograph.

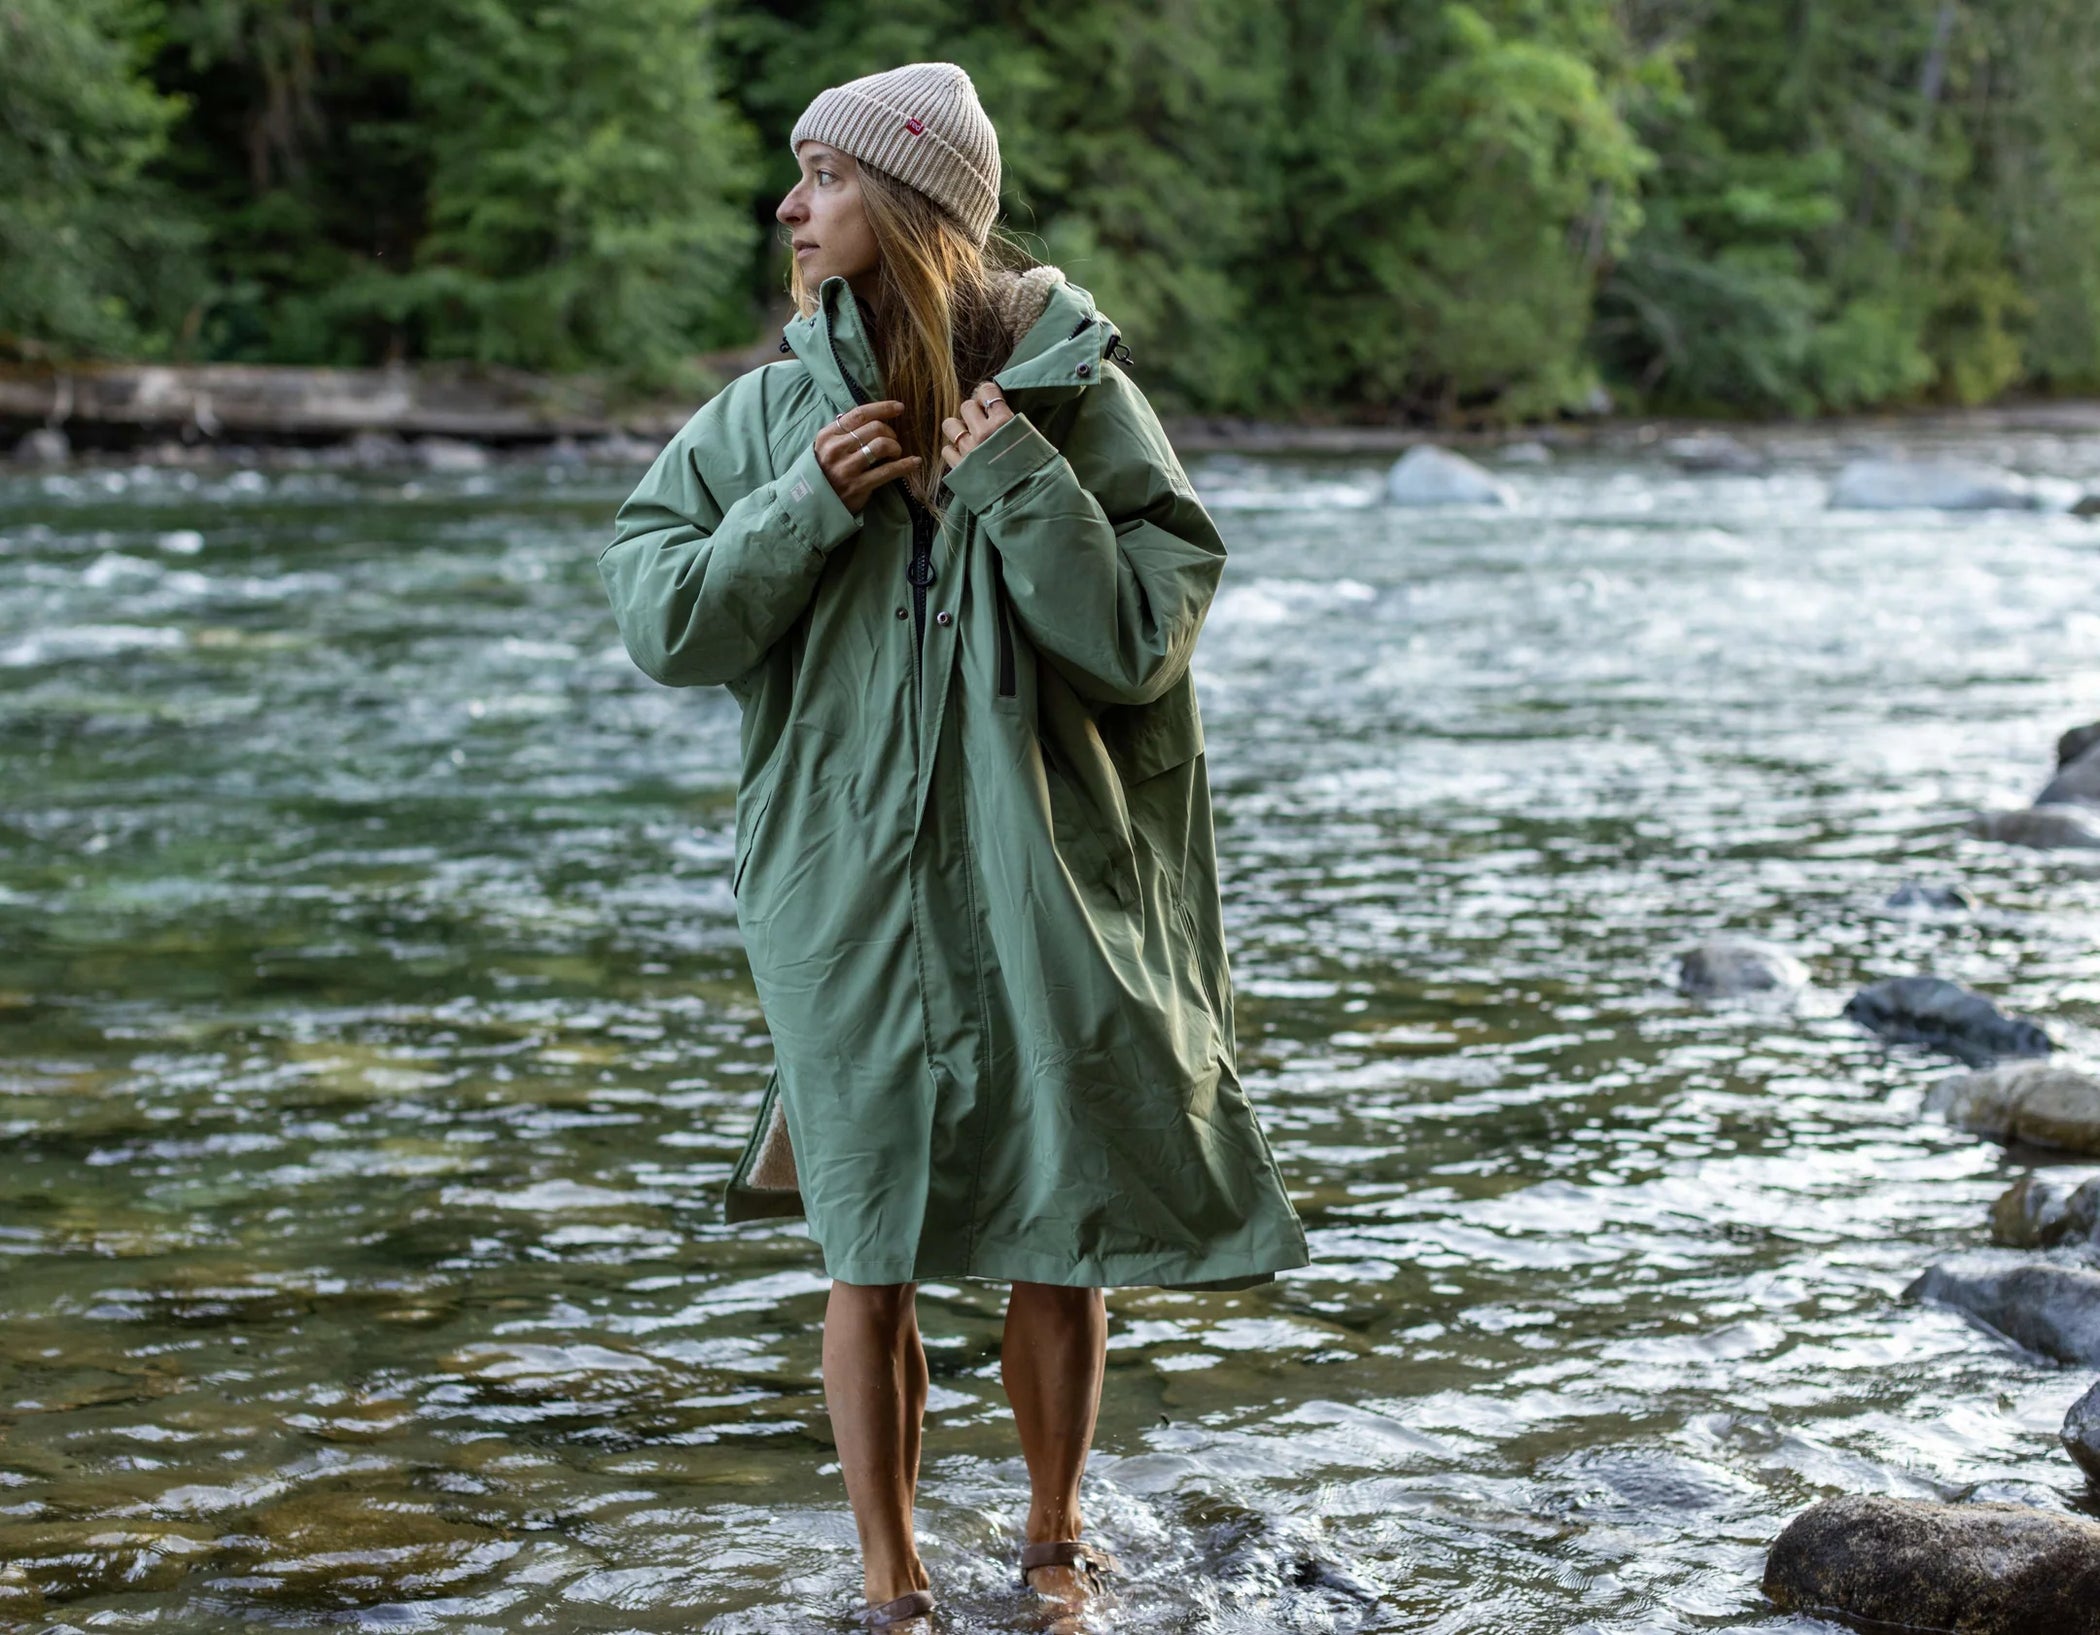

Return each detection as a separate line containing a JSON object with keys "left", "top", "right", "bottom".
{"left": 1024, "top": 1561, "right": 1111, "bottom": 1631}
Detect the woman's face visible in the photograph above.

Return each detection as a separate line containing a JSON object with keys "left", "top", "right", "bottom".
{"left": 778, "top": 143, "right": 881, "bottom": 297}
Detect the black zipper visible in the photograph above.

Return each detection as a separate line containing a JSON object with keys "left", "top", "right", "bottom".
{"left": 826, "top": 328, "right": 938, "bottom": 663}
{"left": 992, "top": 553, "right": 1016, "bottom": 697}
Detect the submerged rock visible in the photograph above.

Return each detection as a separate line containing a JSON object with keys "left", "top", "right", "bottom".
{"left": 2066, "top": 1380, "right": 2100, "bottom": 1489}
{"left": 1989, "top": 1170, "right": 2100, "bottom": 1248}
{"left": 2036, "top": 745, "right": 2100, "bottom": 808}
{"left": 2059, "top": 722, "right": 2100, "bottom": 769}
{"left": 1675, "top": 937, "right": 1809, "bottom": 997}
{"left": 1762, "top": 1492, "right": 2100, "bottom": 1634}
{"left": 2073, "top": 494, "right": 2100, "bottom": 519}
{"left": 411, "top": 435, "right": 492, "bottom": 472}
{"left": 1884, "top": 879, "right": 1977, "bottom": 914}
{"left": 1496, "top": 439, "right": 1553, "bottom": 465}
{"left": 1844, "top": 977, "right": 2053, "bottom": 1067}
{"left": 1930, "top": 1065, "right": 2100, "bottom": 1155}
{"left": 1384, "top": 445, "right": 1515, "bottom": 508}
{"left": 1969, "top": 805, "right": 2100, "bottom": 850}
{"left": 1664, "top": 433, "right": 1767, "bottom": 473}
{"left": 13, "top": 427, "right": 69, "bottom": 465}
{"left": 1903, "top": 1251, "right": 2100, "bottom": 1364}
{"left": 1829, "top": 457, "right": 2043, "bottom": 511}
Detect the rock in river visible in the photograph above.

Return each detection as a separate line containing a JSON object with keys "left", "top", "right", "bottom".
{"left": 1969, "top": 805, "right": 2100, "bottom": 850}
{"left": 1843, "top": 976, "right": 2052, "bottom": 1067}
{"left": 1903, "top": 1250, "right": 2100, "bottom": 1364}
{"left": 2035, "top": 745, "right": 2100, "bottom": 808}
{"left": 1884, "top": 879, "right": 1977, "bottom": 914}
{"left": 1763, "top": 1492, "right": 2100, "bottom": 1635}
{"left": 1384, "top": 445, "right": 1515, "bottom": 508}
{"left": 1663, "top": 433, "right": 1767, "bottom": 473}
{"left": 1931, "top": 1064, "right": 2100, "bottom": 1155}
{"left": 1828, "top": 457, "right": 2043, "bottom": 511}
{"left": 2066, "top": 1379, "right": 2100, "bottom": 1489}
{"left": 2059, "top": 722, "right": 2100, "bottom": 769}
{"left": 1990, "top": 1169, "right": 2100, "bottom": 1248}
{"left": 1675, "top": 937, "right": 1809, "bottom": 997}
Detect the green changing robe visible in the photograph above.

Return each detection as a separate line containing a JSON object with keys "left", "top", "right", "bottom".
{"left": 598, "top": 268, "right": 1307, "bottom": 1289}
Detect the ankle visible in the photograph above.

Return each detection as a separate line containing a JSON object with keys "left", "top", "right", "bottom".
{"left": 863, "top": 1554, "right": 930, "bottom": 1604}
{"left": 1026, "top": 1505, "right": 1083, "bottom": 1543}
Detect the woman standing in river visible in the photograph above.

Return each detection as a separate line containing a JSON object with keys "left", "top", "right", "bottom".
{"left": 596, "top": 61, "right": 1307, "bottom": 1631}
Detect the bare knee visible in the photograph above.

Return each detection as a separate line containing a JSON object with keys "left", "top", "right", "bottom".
{"left": 831, "top": 1279, "right": 917, "bottom": 1331}
{"left": 1011, "top": 1281, "right": 1104, "bottom": 1318}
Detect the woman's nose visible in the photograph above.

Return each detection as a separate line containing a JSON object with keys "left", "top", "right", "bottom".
{"left": 776, "top": 191, "right": 803, "bottom": 224}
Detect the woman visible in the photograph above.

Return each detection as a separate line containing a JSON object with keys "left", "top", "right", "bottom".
{"left": 597, "top": 62, "right": 1308, "bottom": 1631}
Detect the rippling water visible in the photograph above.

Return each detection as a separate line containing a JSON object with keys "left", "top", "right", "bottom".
{"left": 5, "top": 425, "right": 2100, "bottom": 1632}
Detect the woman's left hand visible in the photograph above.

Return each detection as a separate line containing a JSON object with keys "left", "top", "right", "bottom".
{"left": 940, "top": 381, "right": 1014, "bottom": 472}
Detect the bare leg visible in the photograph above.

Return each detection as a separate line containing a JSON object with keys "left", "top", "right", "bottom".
{"left": 823, "top": 1280, "right": 931, "bottom": 1610}
{"left": 1002, "top": 1282, "right": 1108, "bottom": 1608}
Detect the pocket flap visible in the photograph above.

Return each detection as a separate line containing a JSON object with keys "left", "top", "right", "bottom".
{"left": 1096, "top": 675, "right": 1206, "bottom": 787}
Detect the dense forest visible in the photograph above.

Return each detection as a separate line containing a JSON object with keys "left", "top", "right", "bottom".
{"left": 6, "top": 0, "right": 2099, "bottom": 422}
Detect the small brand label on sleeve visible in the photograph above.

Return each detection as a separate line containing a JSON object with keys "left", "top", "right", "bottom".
{"left": 788, "top": 477, "right": 811, "bottom": 503}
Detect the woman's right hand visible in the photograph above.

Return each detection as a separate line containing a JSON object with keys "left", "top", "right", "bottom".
{"left": 816, "top": 400, "right": 919, "bottom": 513}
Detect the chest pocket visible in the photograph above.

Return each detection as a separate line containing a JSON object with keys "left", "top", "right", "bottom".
{"left": 1094, "top": 674, "right": 1207, "bottom": 788}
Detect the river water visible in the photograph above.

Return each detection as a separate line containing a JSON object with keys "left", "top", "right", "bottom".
{"left": 4, "top": 425, "right": 2100, "bottom": 1633}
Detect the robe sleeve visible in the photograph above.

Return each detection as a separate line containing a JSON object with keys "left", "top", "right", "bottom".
{"left": 939, "top": 361, "right": 1225, "bottom": 707}
{"left": 597, "top": 391, "right": 862, "bottom": 689}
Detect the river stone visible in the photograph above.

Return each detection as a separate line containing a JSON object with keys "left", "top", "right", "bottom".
{"left": 1884, "top": 879, "right": 1977, "bottom": 914}
{"left": 2066, "top": 1380, "right": 2100, "bottom": 1488}
{"left": 1844, "top": 977, "right": 2052, "bottom": 1067}
{"left": 2073, "top": 494, "right": 2100, "bottom": 519}
{"left": 412, "top": 435, "right": 491, "bottom": 472}
{"left": 1990, "top": 1171, "right": 2100, "bottom": 1248}
{"left": 2036, "top": 746, "right": 2100, "bottom": 808}
{"left": 1675, "top": 937, "right": 1809, "bottom": 997}
{"left": 1384, "top": 445, "right": 1516, "bottom": 508}
{"left": 1903, "top": 1251, "right": 2100, "bottom": 1364}
{"left": 1828, "top": 457, "right": 2043, "bottom": 511}
{"left": 1969, "top": 805, "right": 2100, "bottom": 850}
{"left": 2060, "top": 723, "right": 2100, "bottom": 769}
{"left": 1762, "top": 1492, "right": 2100, "bottom": 1634}
{"left": 13, "top": 427, "right": 69, "bottom": 465}
{"left": 1664, "top": 432, "right": 1767, "bottom": 473}
{"left": 1496, "top": 439, "right": 1553, "bottom": 465}
{"left": 1929, "top": 1065, "right": 2100, "bottom": 1154}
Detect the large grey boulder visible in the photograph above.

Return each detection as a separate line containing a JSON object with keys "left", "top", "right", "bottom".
{"left": 1674, "top": 937, "right": 1809, "bottom": 997}
{"left": 1384, "top": 445, "right": 1516, "bottom": 508}
{"left": 1763, "top": 1493, "right": 2100, "bottom": 1634}
{"left": 2066, "top": 1380, "right": 2100, "bottom": 1489}
{"left": 1990, "top": 1170, "right": 2100, "bottom": 1248}
{"left": 2036, "top": 746, "right": 2100, "bottom": 808}
{"left": 1968, "top": 806, "right": 2100, "bottom": 850}
{"left": 1903, "top": 1251, "right": 2100, "bottom": 1364}
{"left": 1829, "top": 457, "right": 2043, "bottom": 511}
{"left": 1932, "top": 1065, "right": 2100, "bottom": 1156}
{"left": 1844, "top": 977, "right": 2052, "bottom": 1068}
{"left": 2059, "top": 723, "right": 2100, "bottom": 769}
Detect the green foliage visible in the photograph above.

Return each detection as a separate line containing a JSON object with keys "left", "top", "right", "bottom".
{"left": 0, "top": 0, "right": 200, "bottom": 359}
{"left": 7, "top": 0, "right": 2100, "bottom": 413}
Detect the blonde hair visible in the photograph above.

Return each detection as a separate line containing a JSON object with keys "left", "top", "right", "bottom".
{"left": 789, "top": 162, "right": 1039, "bottom": 514}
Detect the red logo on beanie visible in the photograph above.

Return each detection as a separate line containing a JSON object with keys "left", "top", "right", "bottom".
{"left": 903, "top": 117, "right": 925, "bottom": 136}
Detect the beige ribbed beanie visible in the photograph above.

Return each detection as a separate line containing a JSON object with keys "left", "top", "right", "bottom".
{"left": 789, "top": 62, "right": 1002, "bottom": 246}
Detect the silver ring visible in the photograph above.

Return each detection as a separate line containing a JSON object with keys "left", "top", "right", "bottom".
{"left": 848, "top": 425, "right": 868, "bottom": 451}
{"left": 863, "top": 443, "right": 879, "bottom": 468}
{"left": 982, "top": 396, "right": 1005, "bottom": 408}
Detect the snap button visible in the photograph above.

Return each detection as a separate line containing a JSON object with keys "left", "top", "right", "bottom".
{"left": 894, "top": 607, "right": 908, "bottom": 620}
{"left": 1075, "top": 362, "right": 1092, "bottom": 377}
{"left": 935, "top": 610, "right": 953, "bottom": 626}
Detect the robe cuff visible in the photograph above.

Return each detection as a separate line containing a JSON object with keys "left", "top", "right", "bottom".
{"left": 777, "top": 440, "right": 862, "bottom": 557}
{"left": 942, "top": 411, "right": 1061, "bottom": 512}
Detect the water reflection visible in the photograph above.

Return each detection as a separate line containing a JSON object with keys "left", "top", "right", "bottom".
{"left": 3, "top": 434, "right": 2098, "bottom": 1630}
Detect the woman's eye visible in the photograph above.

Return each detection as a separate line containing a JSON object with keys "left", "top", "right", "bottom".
{"left": 816, "top": 170, "right": 835, "bottom": 184}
